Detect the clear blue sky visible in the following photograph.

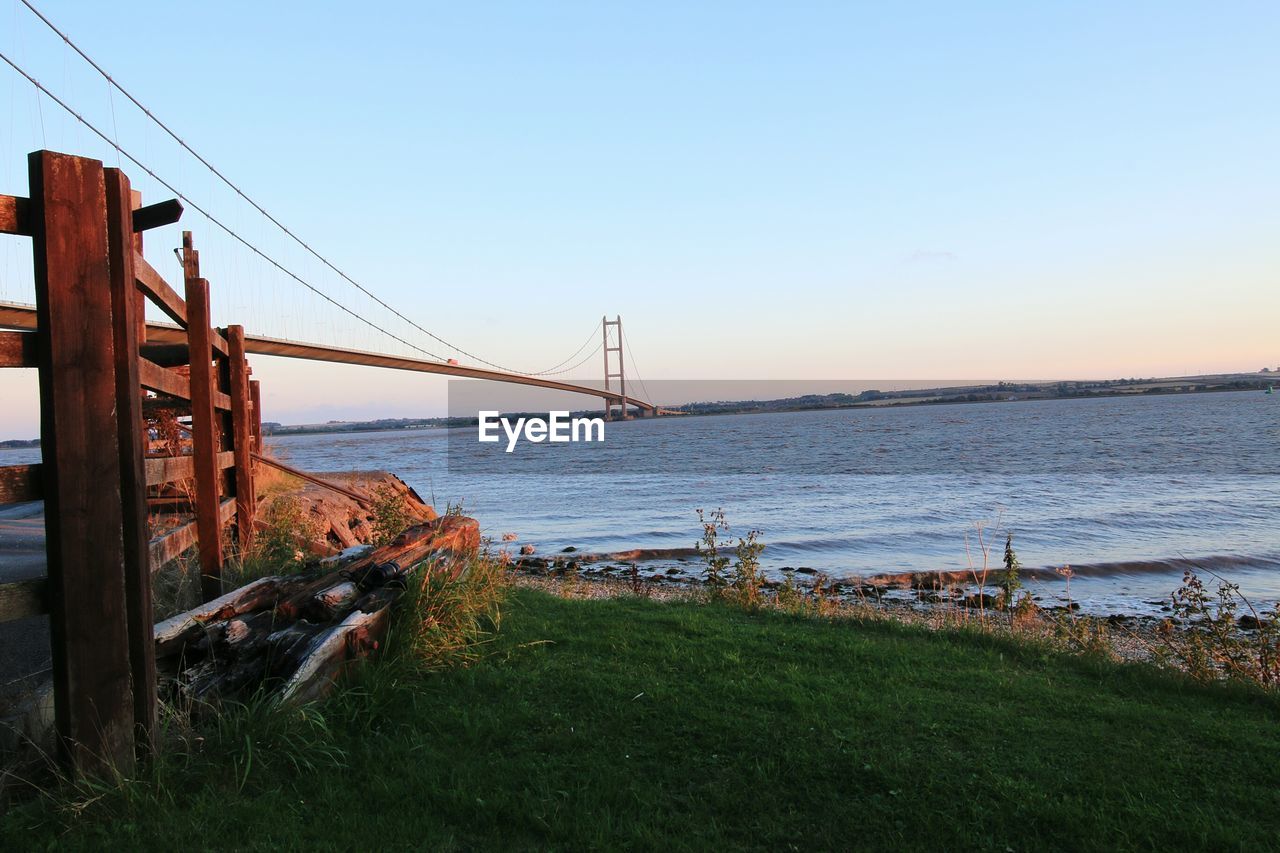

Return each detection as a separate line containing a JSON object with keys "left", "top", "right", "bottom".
{"left": 1, "top": 1, "right": 1277, "bottom": 437}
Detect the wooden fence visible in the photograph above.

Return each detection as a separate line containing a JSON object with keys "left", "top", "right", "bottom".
{"left": 0, "top": 150, "right": 261, "bottom": 774}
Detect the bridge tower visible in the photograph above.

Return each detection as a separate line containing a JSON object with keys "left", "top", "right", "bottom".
{"left": 602, "top": 315, "right": 628, "bottom": 421}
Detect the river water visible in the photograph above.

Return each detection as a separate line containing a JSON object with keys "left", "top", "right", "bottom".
{"left": 263, "top": 390, "right": 1280, "bottom": 616}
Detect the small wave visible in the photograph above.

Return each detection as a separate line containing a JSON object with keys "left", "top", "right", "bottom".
{"left": 819, "top": 553, "right": 1280, "bottom": 590}
{"left": 1023, "top": 553, "right": 1280, "bottom": 579}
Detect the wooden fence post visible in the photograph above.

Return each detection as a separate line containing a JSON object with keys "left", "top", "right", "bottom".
{"left": 228, "top": 326, "right": 255, "bottom": 551}
{"left": 105, "top": 166, "right": 156, "bottom": 755}
{"left": 182, "top": 232, "right": 223, "bottom": 601}
{"left": 130, "top": 188, "right": 146, "bottom": 345}
{"left": 28, "top": 150, "right": 135, "bottom": 774}
{"left": 250, "top": 379, "right": 262, "bottom": 453}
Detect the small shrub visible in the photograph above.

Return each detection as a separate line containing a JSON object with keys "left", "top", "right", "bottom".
{"left": 810, "top": 573, "right": 835, "bottom": 616}
{"left": 231, "top": 496, "right": 323, "bottom": 584}
{"left": 628, "top": 563, "right": 651, "bottom": 598}
{"left": 695, "top": 509, "right": 766, "bottom": 610}
{"left": 777, "top": 570, "right": 804, "bottom": 614}
{"left": 1000, "top": 533, "right": 1022, "bottom": 607}
{"left": 1010, "top": 591, "right": 1040, "bottom": 629}
{"left": 728, "top": 527, "right": 765, "bottom": 611}
{"left": 1156, "top": 569, "right": 1279, "bottom": 688}
{"left": 695, "top": 508, "right": 731, "bottom": 593}
{"left": 1054, "top": 614, "right": 1113, "bottom": 659}
{"left": 369, "top": 483, "right": 414, "bottom": 546}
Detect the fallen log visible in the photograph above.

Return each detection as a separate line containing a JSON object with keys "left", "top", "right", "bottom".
{"left": 154, "top": 515, "right": 480, "bottom": 706}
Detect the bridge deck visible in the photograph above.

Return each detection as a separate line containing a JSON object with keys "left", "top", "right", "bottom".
{"left": 0, "top": 301, "right": 656, "bottom": 413}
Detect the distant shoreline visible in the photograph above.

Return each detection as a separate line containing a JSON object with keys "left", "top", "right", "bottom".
{"left": 1, "top": 373, "right": 1271, "bottom": 446}
{"left": 257, "top": 374, "right": 1273, "bottom": 440}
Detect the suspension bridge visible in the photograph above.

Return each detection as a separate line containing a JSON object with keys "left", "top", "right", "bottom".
{"left": 0, "top": 0, "right": 670, "bottom": 776}
{"left": 0, "top": 0, "right": 660, "bottom": 423}
{"left": 0, "top": 297, "right": 658, "bottom": 420}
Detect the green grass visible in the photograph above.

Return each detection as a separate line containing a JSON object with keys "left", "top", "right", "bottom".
{"left": 4, "top": 589, "right": 1279, "bottom": 851}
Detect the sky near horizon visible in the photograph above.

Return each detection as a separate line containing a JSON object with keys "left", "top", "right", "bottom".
{"left": 0, "top": 1, "right": 1278, "bottom": 438}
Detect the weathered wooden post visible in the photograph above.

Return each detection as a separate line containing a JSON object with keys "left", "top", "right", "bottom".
{"left": 28, "top": 150, "right": 135, "bottom": 774}
{"left": 104, "top": 166, "right": 157, "bottom": 754}
{"left": 250, "top": 379, "right": 262, "bottom": 452}
{"left": 129, "top": 188, "right": 146, "bottom": 345}
{"left": 228, "top": 325, "right": 255, "bottom": 551}
{"left": 182, "top": 232, "right": 224, "bottom": 601}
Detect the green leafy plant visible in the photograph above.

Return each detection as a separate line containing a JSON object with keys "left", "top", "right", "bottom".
{"left": 695, "top": 509, "right": 766, "bottom": 609}
{"left": 1156, "top": 569, "right": 1279, "bottom": 687}
{"left": 230, "top": 496, "right": 324, "bottom": 585}
{"left": 777, "top": 570, "right": 804, "bottom": 614}
{"left": 728, "top": 527, "right": 765, "bottom": 611}
{"left": 369, "top": 483, "right": 414, "bottom": 546}
{"left": 1000, "top": 533, "right": 1022, "bottom": 607}
{"left": 695, "top": 508, "right": 731, "bottom": 594}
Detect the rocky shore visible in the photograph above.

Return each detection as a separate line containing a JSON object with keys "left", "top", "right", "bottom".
{"left": 503, "top": 550, "right": 1275, "bottom": 668}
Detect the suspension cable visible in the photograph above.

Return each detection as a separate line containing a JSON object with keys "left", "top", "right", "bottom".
{"left": 0, "top": 48, "right": 449, "bottom": 362}
{"left": 623, "top": 329, "right": 653, "bottom": 403}
{"left": 15, "top": 0, "right": 606, "bottom": 377}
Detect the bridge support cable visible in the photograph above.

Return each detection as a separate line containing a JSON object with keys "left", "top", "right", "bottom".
{"left": 11, "top": 0, "right": 620, "bottom": 380}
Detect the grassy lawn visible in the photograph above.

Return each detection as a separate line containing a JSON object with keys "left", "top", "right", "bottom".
{"left": 4, "top": 588, "right": 1279, "bottom": 850}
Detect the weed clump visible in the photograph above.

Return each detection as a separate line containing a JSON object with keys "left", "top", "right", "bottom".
{"left": 391, "top": 551, "right": 508, "bottom": 671}
{"left": 369, "top": 483, "right": 415, "bottom": 546}
{"left": 1154, "top": 569, "right": 1279, "bottom": 687}
{"left": 695, "top": 508, "right": 766, "bottom": 610}
{"left": 227, "top": 496, "right": 325, "bottom": 587}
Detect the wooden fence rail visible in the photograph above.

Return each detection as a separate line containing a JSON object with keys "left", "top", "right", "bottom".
{"left": 0, "top": 150, "right": 259, "bottom": 775}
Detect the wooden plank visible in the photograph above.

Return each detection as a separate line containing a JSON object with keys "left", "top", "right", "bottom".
{"left": 250, "top": 379, "right": 262, "bottom": 454}
{"left": 145, "top": 451, "right": 233, "bottom": 486}
{"left": 145, "top": 455, "right": 193, "bottom": 486}
{"left": 138, "top": 357, "right": 191, "bottom": 400}
{"left": 147, "top": 498, "right": 235, "bottom": 570}
{"left": 106, "top": 167, "right": 157, "bottom": 755}
{"left": 145, "top": 495, "right": 195, "bottom": 512}
{"left": 0, "top": 330, "right": 38, "bottom": 368}
{"left": 131, "top": 198, "right": 182, "bottom": 233}
{"left": 0, "top": 578, "right": 47, "bottom": 623}
{"left": 0, "top": 194, "right": 31, "bottom": 236}
{"left": 28, "top": 150, "right": 135, "bottom": 775}
{"left": 130, "top": 190, "right": 145, "bottom": 345}
{"left": 134, "top": 253, "right": 187, "bottom": 327}
{"left": 0, "top": 463, "right": 42, "bottom": 503}
{"left": 139, "top": 342, "right": 188, "bottom": 367}
{"left": 136, "top": 356, "right": 225, "bottom": 407}
{"left": 142, "top": 397, "right": 190, "bottom": 415}
{"left": 183, "top": 232, "right": 223, "bottom": 601}
{"left": 228, "top": 326, "right": 255, "bottom": 550}
{"left": 148, "top": 519, "right": 197, "bottom": 570}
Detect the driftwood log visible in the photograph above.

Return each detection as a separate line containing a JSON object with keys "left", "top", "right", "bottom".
{"left": 154, "top": 515, "right": 480, "bottom": 705}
